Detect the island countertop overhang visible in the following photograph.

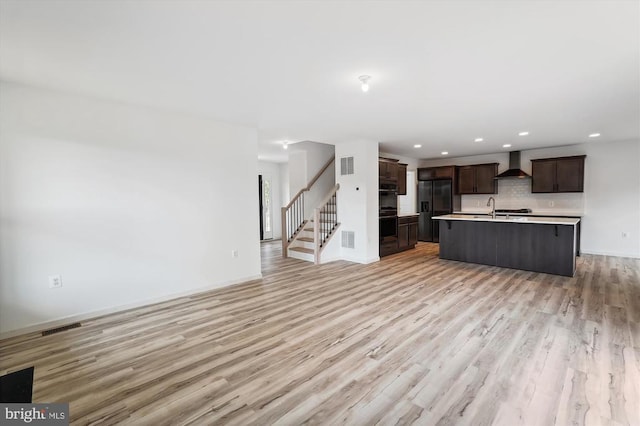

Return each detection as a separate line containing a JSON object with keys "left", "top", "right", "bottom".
{"left": 432, "top": 214, "right": 580, "bottom": 226}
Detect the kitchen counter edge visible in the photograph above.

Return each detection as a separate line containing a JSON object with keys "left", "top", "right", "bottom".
{"left": 433, "top": 214, "right": 580, "bottom": 225}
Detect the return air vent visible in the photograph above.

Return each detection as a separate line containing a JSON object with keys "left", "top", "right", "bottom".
{"left": 340, "top": 157, "right": 354, "bottom": 175}
{"left": 342, "top": 231, "right": 355, "bottom": 248}
{"left": 42, "top": 322, "right": 81, "bottom": 336}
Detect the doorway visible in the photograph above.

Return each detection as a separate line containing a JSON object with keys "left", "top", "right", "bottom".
{"left": 258, "top": 174, "right": 273, "bottom": 240}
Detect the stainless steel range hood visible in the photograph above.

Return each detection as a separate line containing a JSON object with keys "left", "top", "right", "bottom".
{"left": 495, "top": 151, "right": 530, "bottom": 179}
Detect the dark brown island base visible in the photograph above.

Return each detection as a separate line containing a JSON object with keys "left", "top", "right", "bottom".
{"left": 433, "top": 214, "right": 580, "bottom": 277}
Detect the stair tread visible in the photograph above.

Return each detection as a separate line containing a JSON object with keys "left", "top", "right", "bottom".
{"left": 289, "top": 246, "right": 314, "bottom": 254}
{"left": 298, "top": 237, "right": 314, "bottom": 242}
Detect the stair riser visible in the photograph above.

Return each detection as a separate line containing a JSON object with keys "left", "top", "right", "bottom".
{"left": 292, "top": 240, "right": 315, "bottom": 250}
{"left": 288, "top": 249, "right": 315, "bottom": 262}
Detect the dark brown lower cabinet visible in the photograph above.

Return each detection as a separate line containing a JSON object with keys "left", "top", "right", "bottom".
{"left": 397, "top": 215, "right": 419, "bottom": 253}
{"left": 381, "top": 215, "right": 419, "bottom": 257}
{"left": 438, "top": 220, "right": 577, "bottom": 276}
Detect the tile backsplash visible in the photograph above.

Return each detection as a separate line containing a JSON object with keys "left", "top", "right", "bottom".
{"left": 460, "top": 179, "right": 584, "bottom": 213}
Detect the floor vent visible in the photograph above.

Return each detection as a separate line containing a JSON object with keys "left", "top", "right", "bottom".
{"left": 42, "top": 322, "right": 81, "bottom": 336}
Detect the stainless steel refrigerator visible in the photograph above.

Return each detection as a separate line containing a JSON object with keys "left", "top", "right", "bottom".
{"left": 418, "top": 180, "right": 457, "bottom": 242}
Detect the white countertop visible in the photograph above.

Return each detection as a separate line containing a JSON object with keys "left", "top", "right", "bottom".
{"left": 433, "top": 214, "right": 580, "bottom": 225}
{"left": 397, "top": 213, "right": 419, "bottom": 217}
{"left": 454, "top": 210, "right": 583, "bottom": 217}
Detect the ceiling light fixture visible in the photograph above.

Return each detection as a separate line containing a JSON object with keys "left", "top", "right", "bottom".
{"left": 441, "top": 151, "right": 448, "bottom": 155}
{"left": 414, "top": 144, "right": 422, "bottom": 148}
{"left": 474, "top": 138, "right": 484, "bottom": 142}
{"left": 518, "top": 131, "right": 529, "bottom": 136}
{"left": 503, "top": 144, "right": 512, "bottom": 148}
{"left": 282, "top": 140, "right": 289, "bottom": 150}
{"left": 589, "top": 133, "right": 601, "bottom": 138}
{"left": 359, "top": 75, "right": 371, "bottom": 92}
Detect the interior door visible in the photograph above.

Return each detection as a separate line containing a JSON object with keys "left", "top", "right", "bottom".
{"left": 261, "top": 175, "right": 273, "bottom": 240}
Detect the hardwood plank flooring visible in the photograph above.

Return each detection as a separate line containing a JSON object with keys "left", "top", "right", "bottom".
{"left": 1, "top": 241, "right": 639, "bottom": 425}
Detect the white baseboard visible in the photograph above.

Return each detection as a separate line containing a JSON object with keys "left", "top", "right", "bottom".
{"left": 339, "top": 255, "right": 380, "bottom": 264}
{"left": 580, "top": 250, "right": 640, "bottom": 259}
{"left": 0, "top": 273, "right": 263, "bottom": 341}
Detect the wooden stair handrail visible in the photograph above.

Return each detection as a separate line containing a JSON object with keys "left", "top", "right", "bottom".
{"left": 283, "top": 155, "right": 335, "bottom": 210}
{"left": 316, "top": 183, "right": 340, "bottom": 208}
{"left": 282, "top": 155, "right": 336, "bottom": 258}
{"left": 306, "top": 155, "right": 336, "bottom": 192}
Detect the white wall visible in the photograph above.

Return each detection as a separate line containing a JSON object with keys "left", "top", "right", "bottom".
{"left": 258, "top": 161, "right": 284, "bottom": 240}
{"left": 421, "top": 140, "right": 640, "bottom": 257}
{"left": 335, "top": 140, "right": 379, "bottom": 263}
{"left": 280, "top": 163, "right": 289, "bottom": 207}
{"left": 287, "top": 141, "right": 335, "bottom": 217}
{"left": 288, "top": 150, "right": 307, "bottom": 199}
{"left": 0, "top": 82, "right": 262, "bottom": 335}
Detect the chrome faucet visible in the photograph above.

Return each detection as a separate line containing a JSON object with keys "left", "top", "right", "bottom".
{"left": 487, "top": 197, "right": 496, "bottom": 219}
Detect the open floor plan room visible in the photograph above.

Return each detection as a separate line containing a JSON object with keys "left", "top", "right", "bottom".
{"left": 2, "top": 242, "right": 639, "bottom": 425}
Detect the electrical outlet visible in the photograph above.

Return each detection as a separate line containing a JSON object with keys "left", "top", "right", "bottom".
{"left": 622, "top": 232, "right": 628, "bottom": 238}
{"left": 231, "top": 249, "right": 239, "bottom": 258}
{"left": 49, "top": 275, "right": 62, "bottom": 289}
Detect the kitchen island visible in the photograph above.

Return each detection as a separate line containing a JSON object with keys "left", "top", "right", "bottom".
{"left": 433, "top": 214, "right": 580, "bottom": 276}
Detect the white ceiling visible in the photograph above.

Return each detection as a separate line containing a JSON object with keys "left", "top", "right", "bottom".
{"left": 1, "top": 1, "right": 638, "bottom": 163}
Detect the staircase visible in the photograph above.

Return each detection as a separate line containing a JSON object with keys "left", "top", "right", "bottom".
{"left": 282, "top": 156, "right": 340, "bottom": 264}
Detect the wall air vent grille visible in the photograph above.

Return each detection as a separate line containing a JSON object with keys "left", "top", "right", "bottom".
{"left": 340, "top": 157, "right": 354, "bottom": 175}
{"left": 341, "top": 231, "right": 355, "bottom": 248}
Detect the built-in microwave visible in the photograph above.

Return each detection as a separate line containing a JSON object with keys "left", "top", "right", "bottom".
{"left": 379, "top": 182, "right": 398, "bottom": 192}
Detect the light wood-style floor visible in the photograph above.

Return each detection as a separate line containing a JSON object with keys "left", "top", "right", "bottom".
{"left": 1, "top": 242, "right": 639, "bottom": 425}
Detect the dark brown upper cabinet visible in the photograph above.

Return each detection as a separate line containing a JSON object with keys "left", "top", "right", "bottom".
{"left": 379, "top": 158, "right": 398, "bottom": 182}
{"left": 456, "top": 163, "right": 498, "bottom": 194}
{"left": 531, "top": 155, "right": 586, "bottom": 193}
{"left": 417, "top": 166, "right": 456, "bottom": 181}
{"left": 397, "top": 163, "right": 407, "bottom": 195}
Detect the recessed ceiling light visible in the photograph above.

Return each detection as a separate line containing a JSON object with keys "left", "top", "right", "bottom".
{"left": 589, "top": 133, "right": 601, "bottom": 138}
{"left": 282, "top": 140, "right": 289, "bottom": 150}
{"left": 359, "top": 75, "right": 371, "bottom": 92}
{"left": 441, "top": 151, "right": 448, "bottom": 155}
{"left": 474, "top": 138, "right": 484, "bottom": 142}
{"left": 503, "top": 144, "right": 512, "bottom": 148}
{"left": 414, "top": 144, "right": 422, "bottom": 148}
{"left": 518, "top": 131, "right": 529, "bottom": 136}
